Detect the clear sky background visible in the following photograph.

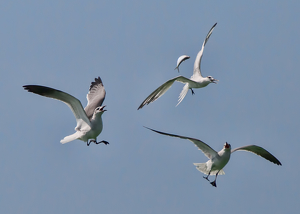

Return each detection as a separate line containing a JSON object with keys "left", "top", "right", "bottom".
{"left": 0, "top": 0, "right": 299, "bottom": 213}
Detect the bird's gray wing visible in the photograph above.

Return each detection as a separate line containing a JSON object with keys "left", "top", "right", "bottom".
{"left": 175, "top": 55, "right": 190, "bottom": 72}
{"left": 231, "top": 145, "right": 282, "bottom": 165}
{"left": 145, "top": 127, "right": 218, "bottom": 159}
{"left": 84, "top": 77, "right": 106, "bottom": 120}
{"left": 193, "top": 23, "right": 217, "bottom": 77}
{"left": 23, "top": 85, "right": 91, "bottom": 128}
{"left": 138, "top": 75, "right": 194, "bottom": 110}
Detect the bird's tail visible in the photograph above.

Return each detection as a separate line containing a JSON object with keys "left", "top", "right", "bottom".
{"left": 193, "top": 163, "right": 225, "bottom": 175}
{"left": 60, "top": 132, "right": 82, "bottom": 144}
{"left": 177, "top": 83, "right": 189, "bottom": 106}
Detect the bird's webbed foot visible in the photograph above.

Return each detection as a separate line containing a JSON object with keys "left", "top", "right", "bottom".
{"left": 190, "top": 88, "right": 195, "bottom": 95}
{"left": 88, "top": 139, "right": 109, "bottom": 146}
{"left": 203, "top": 175, "right": 210, "bottom": 181}
{"left": 210, "top": 180, "right": 217, "bottom": 187}
{"left": 96, "top": 140, "right": 109, "bottom": 145}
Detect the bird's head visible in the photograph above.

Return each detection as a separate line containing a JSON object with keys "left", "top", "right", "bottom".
{"left": 224, "top": 142, "right": 231, "bottom": 150}
{"left": 94, "top": 105, "right": 106, "bottom": 116}
{"left": 207, "top": 76, "right": 218, "bottom": 84}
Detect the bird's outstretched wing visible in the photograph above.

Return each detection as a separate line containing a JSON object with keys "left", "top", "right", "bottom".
{"left": 175, "top": 55, "right": 190, "bottom": 72}
{"left": 193, "top": 23, "right": 217, "bottom": 77}
{"left": 84, "top": 77, "right": 106, "bottom": 120}
{"left": 231, "top": 145, "right": 282, "bottom": 165}
{"left": 144, "top": 127, "right": 218, "bottom": 159}
{"left": 23, "top": 85, "right": 91, "bottom": 128}
{"left": 138, "top": 76, "right": 195, "bottom": 110}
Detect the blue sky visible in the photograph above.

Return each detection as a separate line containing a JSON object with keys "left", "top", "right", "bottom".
{"left": 1, "top": 0, "right": 299, "bottom": 213}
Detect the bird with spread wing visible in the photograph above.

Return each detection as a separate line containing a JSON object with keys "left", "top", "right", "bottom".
{"left": 138, "top": 23, "right": 218, "bottom": 110}
{"left": 23, "top": 77, "right": 109, "bottom": 146}
{"left": 145, "top": 127, "right": 281, "bottom": 187}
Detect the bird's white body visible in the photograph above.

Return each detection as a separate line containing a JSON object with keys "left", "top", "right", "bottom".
{"left": 194, "top": 146, "right": 231, "bottom": 175}
{"left": 177, "top": 75, "right": 215, "bottom": 105}
{"left": 82, "top": 113, "right": 104, "bottom": 141}
{"left": 189, "top": 75, "right": 212, "bottom": 88}
{"left": 62, "top": 108, "right": 105, "bottom": 144}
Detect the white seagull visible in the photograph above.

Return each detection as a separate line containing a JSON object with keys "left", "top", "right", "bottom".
{"left": 145, "top": 127, "right": 281, "bottom": 187}
{"left": 138, "top": 23, "right": 218, "bottom": 110}
{"left": 23, "top": 77, "right": 109, "bottom": 146}
{"left": 174, "top": 55, "right": 190, "bottom": 72}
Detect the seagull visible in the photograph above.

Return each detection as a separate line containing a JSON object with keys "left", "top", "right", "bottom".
{"left": 23, "top": 77, "right": 109, "bottom": 146}
{"left": 145, "top": 127, "right": 281, "bottom": 187}
{"left": 174, "top": 55, "right": 190, "bottom": 72}
{"left": 138, "top": 23, "right": 218, "bottom": 110}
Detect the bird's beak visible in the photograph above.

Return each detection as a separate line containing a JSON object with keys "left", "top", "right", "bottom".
{"left": 225, "top": 142, "right": 230, "bottom": 148}
{"left": 212, "top": 79, "right": 219, "bottom": 84}
{"left": 100, "top": 105, "right": 107, "bottom": 112}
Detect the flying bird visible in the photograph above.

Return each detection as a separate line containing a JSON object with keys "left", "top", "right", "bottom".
{"left": 138, "top": 23, "right": 218, "bottom": 110}
{"left": 23, "top": 77, "right": 109, "bottom": 146}
{"left": 174, "top": 55, "right": 190, "bottom": 72}
{"left": 145, "top": 127, "right": 281, "bottom": 187}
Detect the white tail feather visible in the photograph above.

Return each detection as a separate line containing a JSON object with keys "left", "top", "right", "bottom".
{"left": 60, "top": 132, "right": 82, "bottom": 144}
{"left": 177, "top": 83, "right": 189, "bottom": 106}
{"left": 193, "top": 163, "right": 225, "bottom": 175}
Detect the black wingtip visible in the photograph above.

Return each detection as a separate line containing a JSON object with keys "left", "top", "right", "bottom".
{"left": 23, "top": 85, "right": 56, "bottom": 95}
{"left": 89, "top": 77, "right": 104, "bottom": 91}
{"left": 143, "top": 126, "right": 159, "bottom": 133}
{"left": 23, "top": 85, "right": 37, "bottom": 92}
{"left": 276, "top": 160, "right": 282, "bottom": 166}
{"left": 143, "top": 126, "right": 166, "bottom": 136}
{"left": 137, "top": 102, "right": 148, "bottom": 110}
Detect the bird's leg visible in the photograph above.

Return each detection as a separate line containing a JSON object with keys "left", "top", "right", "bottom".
{"left": 87, "top": 139, "right": 96, "bottom": 146}
{"left": 190, "top": 88, "right": 195, "bottom": 95}
{"left": 95, "top": 140, "right": 109, "bottom": 145}
{"left": 203, "top": 171, "right": 211, "bottom": 181}
{"left": 210, "top": 171, "right": 220, "bottom": 187}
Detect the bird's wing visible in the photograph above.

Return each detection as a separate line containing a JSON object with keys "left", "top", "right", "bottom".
{"left": 175, "top": 55, "right": 190, "bottom": 72}
{"left": 145, "top": 127, "right": 218, "bottom": 160}
{"left": 231, "top": 145, "right": 282, "bottom": 165}
{"left": 193, "top": 23, "right": 217, "bottom": 77}
{"left": 138, "top": 76, "right": 194, "bottom": 110}
{"left": 84, "top": 77, "right": 106, "bottom": 120}
{"left": 23, "top": 85, "right": 91, "bottom": 128}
